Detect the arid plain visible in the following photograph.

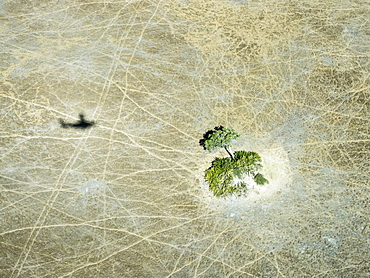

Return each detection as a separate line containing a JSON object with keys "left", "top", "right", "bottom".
{"left": 1, "top": 0, "right": 369, "bottom": 277}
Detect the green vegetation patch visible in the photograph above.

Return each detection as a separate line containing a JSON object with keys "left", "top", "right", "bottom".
{"left": 200, "top": 126, "right": 268, "bottom": 197}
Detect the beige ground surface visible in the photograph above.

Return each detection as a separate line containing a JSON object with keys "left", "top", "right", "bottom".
{"left": 1, "top": 0, "right": 369, "bottom": 277}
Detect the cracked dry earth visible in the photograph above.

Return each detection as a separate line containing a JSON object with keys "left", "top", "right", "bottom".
{"left": 0, "top": 0, "right": 369, "bottom": 277}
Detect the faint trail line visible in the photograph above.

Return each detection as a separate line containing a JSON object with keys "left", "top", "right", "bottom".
{"left": 1, "top": 218, "right": 190, "bottom": 237}
{"left": 1, "top": 43, "right": 197, "bottom": 141}
{"left": 126, "top": 79, "right": 198, "bottom": 120}
{"left": 232, "top": 95, "right": 370, "bottom": 122}
{"left": 100, "top": 12, "right": 140, "bottom": 180}
{"left": 194, "top": 226, "right": 234, "bottom": 277}
{"left": 92, "top": 4, "right": 139, "bottom": 250}
{"left": 303, "top": 139, "right": 370, "bottom": 145}
{"left": 1, "top": 133, "right": 196, "bottom": 154}
{"left": 312, "top": 262, "right": 367, "bottom": 278}
{"left": 0, "top": 174, "right": 32, "bottom": 185}
{"left": 59, "top": 213, "right": 208, "bottom": 277}
{"left": 0, "top": 94, "right": 71, "bottom": 117}
{"left": 102, "top": 0, "right": 165, "bottom": 177}
{"left": 98, "top": 126, "right": 196, "bottom": 175}
{"left": 10, "top": 127, "right": 95, "bottom": 277}
{"left": 119, "top": 87, "right": 199, "bottom": 140}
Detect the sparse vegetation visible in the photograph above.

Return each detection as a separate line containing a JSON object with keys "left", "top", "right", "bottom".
{"left": 200, "top": 126, "right": 268, "bottom": 197}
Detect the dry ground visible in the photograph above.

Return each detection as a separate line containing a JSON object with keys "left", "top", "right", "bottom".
{"left": 0, "top": 0, "right": 369, "bottom": 277}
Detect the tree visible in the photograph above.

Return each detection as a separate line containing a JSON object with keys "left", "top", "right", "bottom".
{"left": 200, "top": 126, "right": 269, "bottom": 197}
{"left": 199, "top": 126, "right": 239, "bottom": 159}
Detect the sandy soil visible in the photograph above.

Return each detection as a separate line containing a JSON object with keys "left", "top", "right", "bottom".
{"left": 1, "top": 0, "right": 369, "bottom": 277}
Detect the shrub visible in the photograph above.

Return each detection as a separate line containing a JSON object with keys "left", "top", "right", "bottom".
{"left": 205, "top": 150, "right": 268, "bottom": 197}
{"left": 253, "top": 173, "right": 269, "bottom": 185}
{"left": 205, "top": 157, "right": 239, "bottom": 197}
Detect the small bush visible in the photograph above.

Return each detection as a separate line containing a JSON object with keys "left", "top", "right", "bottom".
{"left": 205, "top": 150, "right": 268, "bottom": 197}
{"left": 205, "top": 157, "right": 238, "bottom": 197}
{"left": 253, "top": 173, "right": 269, "bottom": 185}
{"left": 232, "top": 151, "right": 262, "bottom": 177}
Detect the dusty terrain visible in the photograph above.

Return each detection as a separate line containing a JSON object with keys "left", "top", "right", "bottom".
{"left": 1, "top": 0, "right": 369, "bottom": 277}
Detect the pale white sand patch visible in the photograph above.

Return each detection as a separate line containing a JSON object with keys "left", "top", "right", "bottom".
{"left": 76, "top": 180, "right": 107, "bottom": 196}
{"left": 199, "top": 142, "right": 293, "bottom": 215}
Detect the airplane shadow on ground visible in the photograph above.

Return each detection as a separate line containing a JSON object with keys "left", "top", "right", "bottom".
{"left": 59, "top": 114, "right": 95, "bottom": 129}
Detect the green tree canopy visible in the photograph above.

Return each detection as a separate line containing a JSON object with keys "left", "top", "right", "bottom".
{"left": 200, "top": 126, "right": 268, "bottom": 197}
{"left": 199, "top": 126, "right": 240, "bottom": 158}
